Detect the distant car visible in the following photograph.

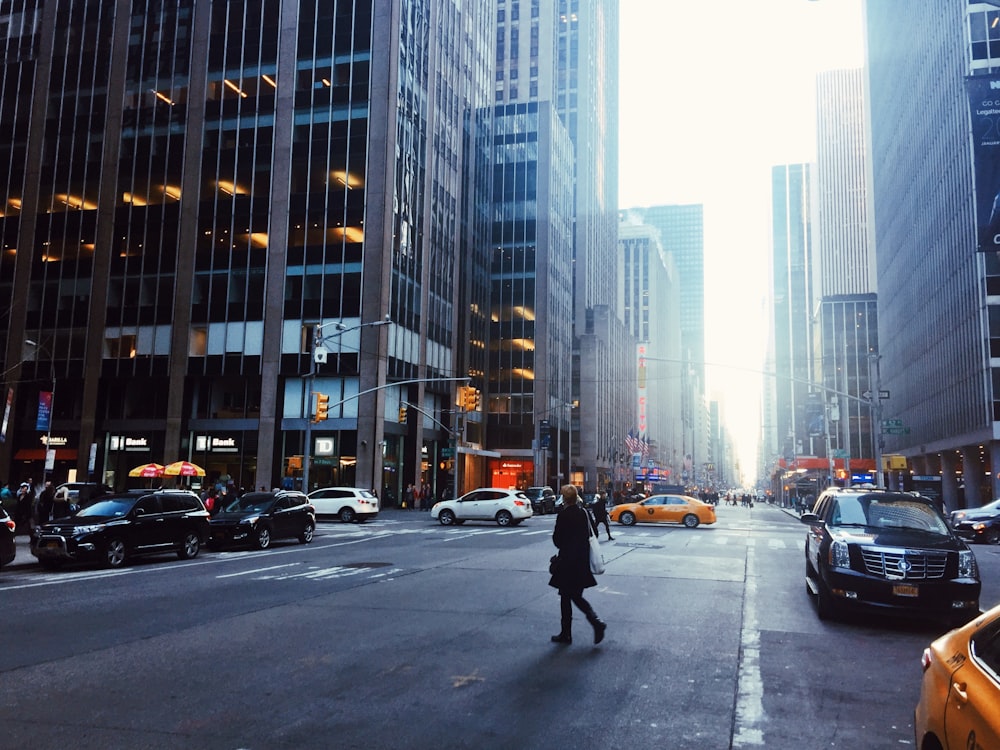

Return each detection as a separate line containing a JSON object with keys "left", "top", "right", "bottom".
{"left": 209, "top": 491, "right": 315, "bottom": 550}
{"left": 950, "top": 498, "right": 1000, "bottom": 544}
{"left": 524, "top": 486, "right": 556, "bottom": 514}
{"left": 30, "top": 490, "right": 210, "bottom": 569}
{"left": 801, "top": 488, "right": 980, "bottom": 625}
{"left": 608, "top": 494, "right": 717, "bottom": 528}
{"left": 914, "top": 602, "right": 1000, "bottom": 749}
{"left": 431, "top": 488, "right": 533, "bottom": 527}
{"left": 0, "top": 506, "right": 15, "bottom": 568}
{"left": 307, "top": 487, "right": 380, "bottom": 523}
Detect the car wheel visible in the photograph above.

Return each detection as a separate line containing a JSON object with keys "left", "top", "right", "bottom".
{"left": 985, "top": 527, "right": 1000, "bottom": 545}
{"left": 683, "top": 514, "right": 700, "bottom": 529}
{"left": 496, "top": 510, "right": 514, "bottom": 527}
{"left": 104, "top": 538, "right": 127, "bottom": 568}
{"left": 339, "top": 507, "right": 357, "bottom": 523}
{"left": 816, "top": 581, "right": 835, "bottom": 620}
{"left": 439, "top": 509, "right": 456, "bottom": 526}
{"left": 255, "top": 526, "right": 271, "bottom": 550}
{"left": 620, "top": 511, "right": 636, "bottom": 526}
{"left": 299, "top": 520, "right": 315, "bottom": 544}
{"left": 177, "top": 531, "right": 201, "bottom": 559}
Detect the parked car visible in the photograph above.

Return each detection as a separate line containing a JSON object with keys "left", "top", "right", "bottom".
{"left": 0, "top": 506, "right": 15, "bottom": 568}
{"left": 950, "top": 498, "right": 1000, "bottom": 544}
{"left": 30, "top": 490, "right": 210, "bottom": 569}
{"left": 914, "top": 602, "right": 1000, "bottom": 749}
{"left": 209, "top": 490, "right": 315, "bottom": 550}
{"left": 307, "top": 487, "right": 380, "bottom": 523}
{"left": 801, "top": 488, "right": 981, "bottom": 625}
{"left": 431, "top": 488, "right": 533, "bottom": 527}
{"left": 524, "top": 486, "right": 556, "bottom": 514}
{"left": 608, "top": 494, "right": 717, "bottom": 528}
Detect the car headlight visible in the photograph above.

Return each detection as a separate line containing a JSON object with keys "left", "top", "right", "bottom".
{"left": 958, "top": 549, "right": 979, "bottom": 579}
{"left": 241, "top": 516, "right": 260, "bottom": 526}
{"left": 74, "top": 524, "right": 106, "bottom": 534}
{"left": 828, "top": 539, "right": 850, "bottom": 569}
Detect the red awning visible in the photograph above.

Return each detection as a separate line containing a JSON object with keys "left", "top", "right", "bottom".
{"left": 13, "top": 448, "right": 78, "bottom": 461}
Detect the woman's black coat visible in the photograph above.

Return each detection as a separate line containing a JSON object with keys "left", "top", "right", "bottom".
{"left": 548, "top": 503, "right": 597, "bottom": 593}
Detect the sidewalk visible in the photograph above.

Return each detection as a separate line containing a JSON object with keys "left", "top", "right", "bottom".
{"left": 6, "top": 533, "right": 34, "bottom": 570}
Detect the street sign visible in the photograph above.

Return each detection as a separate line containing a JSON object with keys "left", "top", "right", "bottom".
{"left": 884, "top": 427, "right": 910, "bottom": 435}
{"left": 441, "top": 448, "right": 454, "bottom": 458}
{"left": 831, "top": 449, "right": 849, "bottom": 459}
{"left": 882, "top": 419, "right": 903, "bottom": 428}
{"left": 879, "top": 390, "right": 890, "bottom": 399}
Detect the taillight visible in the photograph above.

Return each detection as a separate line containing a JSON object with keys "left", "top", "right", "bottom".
{"left": 4, "top": 517, "right": 14, "bottom": 533}
{"left": 514, "top": 500, "right": 526, "bottom": 507}
{"left": 921, "top": 647, "right": 933, "bottom": 673}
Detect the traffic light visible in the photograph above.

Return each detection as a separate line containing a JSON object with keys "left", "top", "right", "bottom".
{"left": 313, "top": 392, "right": 329, "bottom": 422}
{"left": 399, "top": 405, "right": 408, "bottom": 423}
{"left": 463, "top": 387, "right": 479, "bottom": 412}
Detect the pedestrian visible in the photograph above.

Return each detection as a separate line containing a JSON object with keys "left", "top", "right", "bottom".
{"left": 0, "top": 480, "right": 13, "bottom": 516}
{"left": 548, "top": 484, "right": 606, "bottom": 645}
{"left": 404, "top": 483, "right": 414, "bottom": 509}
{"left": 592, "top": 492, "right": 614, "bottom": 541}
{"left": 52, "top": 484, "right": 71, "bottom": 519}
{"left": 35, "top": 480, "right": 55, "bottom": 525}
{"left": 16, "top": 482, "right": 34, "bottom": 533}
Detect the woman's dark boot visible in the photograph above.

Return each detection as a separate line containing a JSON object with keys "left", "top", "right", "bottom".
{"left": 551, "top": 618, "right": 572, "bottom": 644}
{"left": 588, "top": 615, "right": 607, "bottom": 644}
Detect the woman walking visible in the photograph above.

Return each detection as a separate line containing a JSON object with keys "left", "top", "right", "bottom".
{"left": 549, "top": 484, "right": 606, "bottom": 645}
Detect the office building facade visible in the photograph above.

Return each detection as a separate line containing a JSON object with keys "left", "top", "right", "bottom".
{"left": 0, "top": 0, "right": 496, "bottom": 502}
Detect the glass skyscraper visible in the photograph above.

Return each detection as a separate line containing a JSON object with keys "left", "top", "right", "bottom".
{"left": 0, "top": 0, "right": 495, "bottom": 502}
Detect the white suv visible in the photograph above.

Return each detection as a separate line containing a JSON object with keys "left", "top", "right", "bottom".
{"left": 307, "top": 487, "right": 380, "bottom": 523}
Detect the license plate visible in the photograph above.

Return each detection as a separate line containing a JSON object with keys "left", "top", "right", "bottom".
{"left": 44, "top": 540, "right": 60, "bottom": 549}
{"left": 893, "top": 583, "right": 919, "bottom": 597}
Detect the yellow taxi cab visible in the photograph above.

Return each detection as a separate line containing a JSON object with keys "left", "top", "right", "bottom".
{"left": 915, "top": 602, "right": 1000, "bottom": 750}
{"left": 607, "top": 493, "right": 716, "bottom": 528}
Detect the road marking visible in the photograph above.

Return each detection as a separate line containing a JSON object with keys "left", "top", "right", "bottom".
{"left": 733, "top": 545, "right": 765, "bottom": 747}
{"left": 216, "top": 563, "right": 300, "bottom": 579}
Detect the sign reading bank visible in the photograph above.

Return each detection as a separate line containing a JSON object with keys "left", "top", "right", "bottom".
{"left": 195, "top": 436, "right": 239, "bottom": 453}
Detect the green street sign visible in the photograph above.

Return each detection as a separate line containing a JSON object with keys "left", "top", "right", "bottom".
{"left": 884, "top": 427, "right": 910, "bottom": 435}
{"left": 882, "top": 419, "right": 903, "bottom": 428}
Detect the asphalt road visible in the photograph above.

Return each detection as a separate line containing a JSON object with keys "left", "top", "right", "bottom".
{"left": 2, "top": 503, "right": 999, "bottom": 749}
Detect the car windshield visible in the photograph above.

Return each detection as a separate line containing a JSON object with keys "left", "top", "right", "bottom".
{"left": 76, "top": 498, "right": 137, "bottom": 518}
{"left": 225, "top": 494, "right": 275, "bottom": 514}
{"left": 831, "top": 495, "right": 950, "bottom": 535}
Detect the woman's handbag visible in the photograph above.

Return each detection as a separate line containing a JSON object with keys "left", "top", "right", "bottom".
{"left": 549, "top": 555, "right": 561, "bottom": 575}
{"left": 587, "top": 516, "right": 606, "bottom": 575}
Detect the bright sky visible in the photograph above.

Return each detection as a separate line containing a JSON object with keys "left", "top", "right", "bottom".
{"left": 618, "top": 0, "right": 865, "bottom": 483}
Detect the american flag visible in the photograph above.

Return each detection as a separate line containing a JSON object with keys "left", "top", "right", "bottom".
{"left": 640, "top": 435, "right": 650, "bottom": 457}
{"left": 624, "top": 430, "right": 641, "bottom": 454}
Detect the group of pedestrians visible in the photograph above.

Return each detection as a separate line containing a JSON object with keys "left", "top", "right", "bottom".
{"left": 403, "top": 483, "right": 434, "bottom": 510}
{"left": 0, "top": 477, "right": 72, "bottom": 533}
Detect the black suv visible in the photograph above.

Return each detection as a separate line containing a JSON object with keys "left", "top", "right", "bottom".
{"left": 525, "top": 486, "right": 556, "bottom": 514}
{"left": 801, "top": 488, "right": 980, "bottom": 626}
{"left": 31, "top": 490, "right": 210, "bottom": 569}
{"left": 208, "top": 490, "right": 315, "bottom": 550}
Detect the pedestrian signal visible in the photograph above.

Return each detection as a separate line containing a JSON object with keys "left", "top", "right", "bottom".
{"left": 313, "top": 393, "right": 330, "bottom": 422}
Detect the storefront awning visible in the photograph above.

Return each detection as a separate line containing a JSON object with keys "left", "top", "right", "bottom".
{"left": 777, "top": 457, "right": 875, "bottom": 470}
{"left": 13, "top": 448, "right": 78, "bottom": 461}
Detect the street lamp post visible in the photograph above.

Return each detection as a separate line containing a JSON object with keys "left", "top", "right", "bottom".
{"left": 25, "top": 339, "right": 55, "bottom": 480}
{"left": 302, "top": 317, "right": 391, "bottom": 492}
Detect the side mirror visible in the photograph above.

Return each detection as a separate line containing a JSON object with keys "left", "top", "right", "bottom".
{"left": 799, "top": 512, "right": 821, "bottom": 525}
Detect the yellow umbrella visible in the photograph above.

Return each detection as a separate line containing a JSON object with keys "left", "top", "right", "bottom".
{"left": 164, "top": 460, "right": 206, "bottom": 477}
{"left": 128, "top": 462, "right": 165, "bottom": 478}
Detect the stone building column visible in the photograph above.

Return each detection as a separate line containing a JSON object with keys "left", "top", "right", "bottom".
{"left": 940, "top": 451, "right": 960, "bottom": 514}
{"left": 962, "top": 446, "right": 984, "bottom": 509}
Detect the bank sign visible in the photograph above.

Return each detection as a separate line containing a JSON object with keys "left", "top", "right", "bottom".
{"left": 195, "top": 436, "right": 239, "bottom": 453}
